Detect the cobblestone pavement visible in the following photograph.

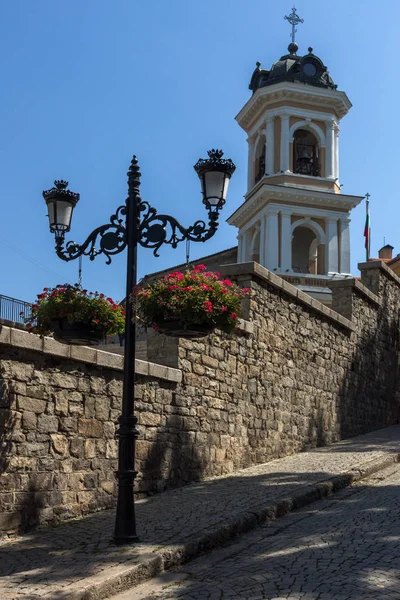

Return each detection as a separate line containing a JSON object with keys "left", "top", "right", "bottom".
{"left": 112, "top": 463, "right": 400, "bottom": 600}
{"left": 1, "top": 426, "right": 400, "bottom": 600}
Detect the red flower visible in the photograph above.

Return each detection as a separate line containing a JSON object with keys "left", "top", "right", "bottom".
{"left": 203, "top": 301, "right": 213, "bottom": 313}
{"left": 242, "top": 288, "right": 251, "bottom": 295}
{"left": 100, "top": 293, "right": 105, "bottom": 298}
{"left": 231, "top": 312, "right": 237, "bottom": 320}
{"left": 169, "top": 271, "right": 184, "bottom": 281}
{"left": 194, "top": 264, "right": 207, "bottom": 272}
{"left": 220, "top": 306, "right": 228, "bottom": 313}
{"left": 183, "top": 286, "right": 194, "bottom": 292}
{"left": 221, "top": 279, "right": 233, "bottom": 287}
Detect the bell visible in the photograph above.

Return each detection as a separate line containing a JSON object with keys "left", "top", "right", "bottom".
{"left": 297, "top": 146, "right": 312, "bottom": 163}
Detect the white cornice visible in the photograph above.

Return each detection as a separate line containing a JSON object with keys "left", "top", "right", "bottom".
{"left": 227, "top": 184, "right": 363, "bottom": 228}
{"left": 236, "top": 83, "right": 352, "bottom": 133}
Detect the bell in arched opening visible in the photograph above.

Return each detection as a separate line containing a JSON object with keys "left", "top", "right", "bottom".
{"left": 255, "top": 144, "right": 266, "bottom": 184}
{"left": 293, "top": 129, "right": 320, "bottom": 176}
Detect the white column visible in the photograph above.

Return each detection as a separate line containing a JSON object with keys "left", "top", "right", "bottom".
{"left": 280, "top": 114, "right": 290, "bottom": 173}
{"left": 237, "top": 233, "right": 243, "bottom": 263}
{"left": 326, "top": 217, "right": 339, "bottom": 275}
{"left": 247, "top": 137, "right": 255, "bottom": 192}
{"left": 266, "top": 117, "right": 275, "bottom": 175}
{"left": 334, "top": 124, "right": 340, "bottom": 182}
{"left": 259, "top": 215, "right": 266, "bottom": 268}
{"left": 265, "top": 211, "right": 279, "bottom": 271}
{"left": 339, "top": 217, "right": 351, "bottom": 275}
{"left": 240, "top": 230, "right": 249, "bottom": 262}
{"left": 280, "top": 211, "right": 292, "bottom": 272}
{"left": 325, "top": 120, "right": 335, "bottom": 179}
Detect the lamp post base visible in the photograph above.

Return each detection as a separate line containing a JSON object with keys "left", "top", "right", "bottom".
{"left": 113, "top": 534, "right": 140, "bottom": 545}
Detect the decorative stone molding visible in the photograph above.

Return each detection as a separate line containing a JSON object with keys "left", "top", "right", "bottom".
{"left": 0, "top": 324, "right": 182, "bottom": 383}
{"left": 219, "top": 261, "right": 354, "bottom": 331}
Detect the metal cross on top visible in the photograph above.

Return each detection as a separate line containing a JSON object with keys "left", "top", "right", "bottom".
{"left": 284, "top": 6, "right": 304, "bottom": 43}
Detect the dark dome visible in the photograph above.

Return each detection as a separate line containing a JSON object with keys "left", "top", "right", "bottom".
{"left": 249, "top": 45, "right": 337, "bottom": 93}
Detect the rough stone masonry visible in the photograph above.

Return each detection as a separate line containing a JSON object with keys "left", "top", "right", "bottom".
{"left": 1, "top": 260, "right": 399, "bottom": 535}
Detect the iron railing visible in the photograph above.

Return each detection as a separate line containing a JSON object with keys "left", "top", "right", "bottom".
{"left": 0, "top": 294, "right": 32, "bottom": 324}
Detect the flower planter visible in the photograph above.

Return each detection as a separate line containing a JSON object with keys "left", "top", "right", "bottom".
{"left": 51, "top": 319, "right": 106, "bottom": 346}
{"left": 157, "top": 320, "right": 215, "bottom": 339}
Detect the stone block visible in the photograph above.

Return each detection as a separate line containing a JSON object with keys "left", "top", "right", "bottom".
{"left": 96, "top": 350, "right": 123, "bottom": 370}
{"left": 0, "top": 511, "right": 21, "bottom": 531}
{"left": 105, "top": 440, "right": 117, "bottom": 459}
{"left": 70, "top": 437, "right": 85, "bottom": 458}
{"left": 10, "top": 328, "right": 43, "bottom": 351}
{"left": 139, "top": 412, "right": 161, "bottom": 426}
{"left": 50, "top": 373, "right": 78, "bottom": 389}
{"left": 43, "top": 337, "right": 70, "bottom": 358}
{"left": 70, "top": 345, "right": 97, "bottom": 364}
{"left": 18, "top": 396, "right": 46, "bottom": 414}
{"left": 78, "top": 418, "right": 103, "bottom": 438}
{"left": 85, "top": 439, "right": 96, "bottom": 459}
{"left": 95, "top": 396, "right": 111, "bottom": 420}
{"left": 7, "top": 456, "right": 37, "bottom": 471}
{"left": 54, "top": 390, "right": 69, "bottom": 415}
{"left": 60, "top": 416, "right": 78, "bottom": 432}
{"left": 0, "top": 324, "right": 11, "bottom": 345}
{"left": 50, "top": 433, "right": 69, "bottom": 456}
{"left": 37, "top": 414, "right": 59, "bottom": 433}
{"left": 103, "top": 421, "right": 115, "bottom": 439}
{"left": 26, "top": 384, "right": 49, "bottom": 400}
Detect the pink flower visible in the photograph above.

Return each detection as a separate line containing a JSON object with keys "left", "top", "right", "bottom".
{"left": 221, "top": 279, "right": 233, "bottom": 287}
{"left": 230, "top": 312, "right": 237, "bottom": 320}
{"left": 169, "top": 271, "right": 184, "bottom": 280}
{"left": 242, "top": 288, "right": 251, "bottom": 295}
{"left": 194, "top": 264, "right": 207, "bottom": 272}
{"left": 183, "top": 286, "right": 194, "bottom": 292}
{"left": 220, "top": 306, "right": 228, "bottom": 313}
{"left": 203, "top": 301, "right": 213, "bottom": 313}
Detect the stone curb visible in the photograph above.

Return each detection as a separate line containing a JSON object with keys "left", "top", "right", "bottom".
{"left": 43, "top": 450, "right": 400, "bottom": 600}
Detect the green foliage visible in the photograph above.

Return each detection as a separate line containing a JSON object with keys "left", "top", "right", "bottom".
{"left": 24, "top": 284, "right": 125, "bottom": 337}
{"left": 133, "top": 265, "right": 250, "bottom": 334}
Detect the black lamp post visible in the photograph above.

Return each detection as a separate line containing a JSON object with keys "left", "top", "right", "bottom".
{"left": 42, "top": 150, "right": 236, "bottom": 544}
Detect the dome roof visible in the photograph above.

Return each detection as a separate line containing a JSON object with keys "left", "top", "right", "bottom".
{"left": 249, "top": 45, "right": 337, "bottom": 93}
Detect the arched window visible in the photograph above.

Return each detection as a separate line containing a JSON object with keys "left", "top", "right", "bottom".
{"left": 255, "top": 146, "right": 265, "bottom": 183}
{"left": 293, "top": 129, "right": 320, "bottom": 177}
{"left": 254, "top": 136, "right": 266, "bottom": 184}
{"left": 292, "top": 226, "right": 324, "bottom": 274}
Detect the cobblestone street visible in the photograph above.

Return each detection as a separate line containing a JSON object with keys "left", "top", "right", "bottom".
{"left": 1, "top": 427, "right": 400, "bottom": 600}
{"left": 113, "top": 463, "right": 400, "bottom": 600}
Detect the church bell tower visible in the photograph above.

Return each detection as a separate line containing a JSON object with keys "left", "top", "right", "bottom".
{"left": 228, "top": 8, "right": 363, "bottom": 303}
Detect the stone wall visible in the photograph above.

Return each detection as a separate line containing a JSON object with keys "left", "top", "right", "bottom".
{"left": 148, "top": 261, "right": 400, "bottom": 469}
{"left": 0, "top": 331, "right": 181, "bottom": 535}
{"left": 1, "top": 260, "right": 400, "bottom": 536}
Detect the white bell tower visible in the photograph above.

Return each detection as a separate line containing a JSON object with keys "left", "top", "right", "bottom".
{"left": 228, "top": 9, "right": 362, "bottom": 303}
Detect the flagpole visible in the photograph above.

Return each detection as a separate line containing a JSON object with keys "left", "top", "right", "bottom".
{"left": 364, "top": 193, "right": 370, "bottom": 261}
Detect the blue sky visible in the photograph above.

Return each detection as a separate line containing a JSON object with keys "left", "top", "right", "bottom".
{"left": 0, "top": 0, "right": 397, "bottom": 303}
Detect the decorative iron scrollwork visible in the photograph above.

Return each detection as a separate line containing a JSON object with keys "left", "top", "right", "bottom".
{"left": 55, "top": 193, "right": 219, "bottom": 263}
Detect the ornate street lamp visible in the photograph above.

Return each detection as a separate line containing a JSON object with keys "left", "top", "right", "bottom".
{"left": 43, "top": 149, "right": 235, "bottom": 544}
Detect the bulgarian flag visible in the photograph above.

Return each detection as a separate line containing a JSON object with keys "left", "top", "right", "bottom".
{"left": 364, "top": 194, "right": 370, "bottom": 261}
